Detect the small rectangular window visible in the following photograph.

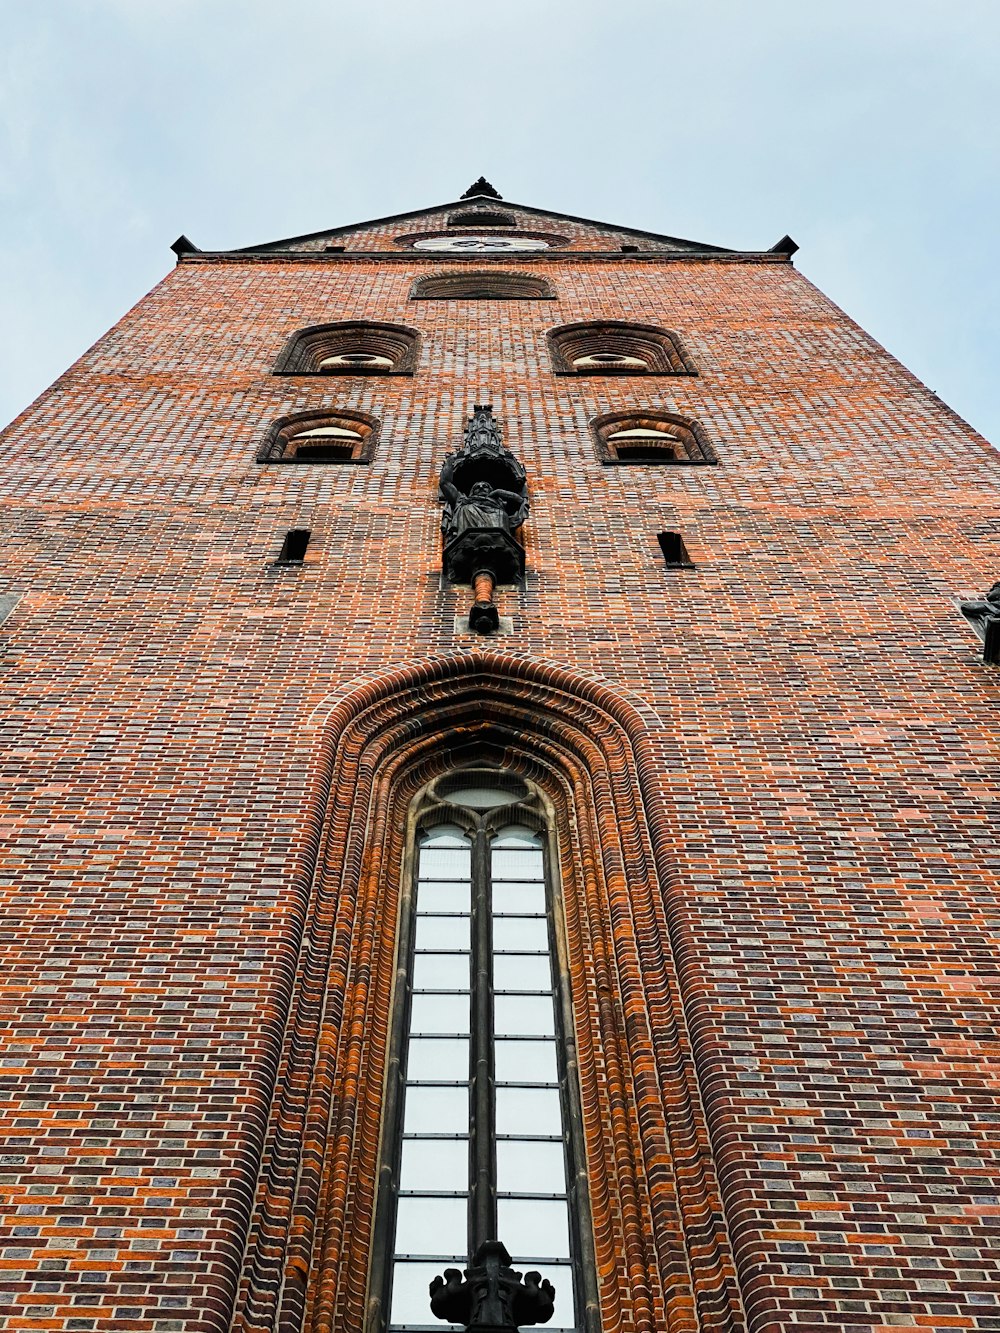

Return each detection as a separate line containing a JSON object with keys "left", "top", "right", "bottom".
{"left": 275, "top": 528, "right": 311, "bottom": 565}
{"left": 657, "top": 531, "right": 693, "bottom": 568}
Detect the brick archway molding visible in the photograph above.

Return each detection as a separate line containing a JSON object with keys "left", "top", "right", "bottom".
{"left": 231, "top": 653, "right": 745, "bottom": 1333}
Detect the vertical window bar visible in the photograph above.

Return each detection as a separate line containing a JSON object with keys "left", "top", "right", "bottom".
{"left": 469, "top": 826, "right": 497, "bottom": 1252}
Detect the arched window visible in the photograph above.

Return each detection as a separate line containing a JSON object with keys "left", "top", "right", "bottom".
{"left": 370, "top": 769, "right": 591, "bottom": 1333}
{"left": 272, "top": 322, "right": 419, "bottom": 376}
{"left": 256, "top": 409, "right": 378, "bottom": 464}
{"left": 591, "top": 409, "right": 718, "bottom": 465}
{"left": 446, "top": 210, "right": 519, "bottom": 228}
{"left": 410, "top": 272, "right": 555, "bottom": 301}
{"left": 548, "top": 322, "right": 696, "bottom": 376}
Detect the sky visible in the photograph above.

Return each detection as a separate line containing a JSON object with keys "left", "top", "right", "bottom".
{"left": 1, "top": 0, "right": 998, "bottom": 444}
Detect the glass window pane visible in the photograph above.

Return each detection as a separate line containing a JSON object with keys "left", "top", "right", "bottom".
{"left": 406, "top": 1038, "right": 469, "bottom": 1082}
{"left": 420, "top": 824, "right": 470, "bottom": 847}
{"left": 443, "top": 783, "right": 523, "bottom": 810}
{"left": 495, "top": 1040, "right": 559, "bottom": 1085}
{"left": 497, "top": 1140, "right": 566, "bottom": 1195}
{"left": 403, "top": 1086, "right": 469, "bottom": 1134}
{"left": 491, "top": 849, "right": 544, "bottom": 880}
{"left": 415, "top": 916, "right": 470, "bottom": 951}
{"left": 493, "top": 954, "right": 552, "bottom": 993}
{"left": 413, "top": 954, "right": 469, "bottom": 993}
{"left": 400, "top": 1138, "right": 468, "bottom": 1193}
{"left": 410, "top": 993, "right": 469, "bottom": 1035}
{"left": 491, "top": 825, "right": 542, "bottom": 848}
{"left": 496, "top": 1086, "right": 562, "bottom": 1136}
{"left": 492, "top": 917, "right": 549, "bottom": 952}
{"left": 504, "top": 1264, "right": 574, "bottom": 1329}
{"left": 395, "top": 1196, "right": 468, "bottom": 1257}
{"left": 391, "top": 1261, "right": 465, "bottom": 1328}
{"left": 419, "top": 848, "right": 471, "bottom": 879}
{"left": 494, "top": 994, "right": 556, "bottom": 1037}
{"left": 497, "top": 1198, "right": 570, "bottom": 1258}
{"left": 492, "top": 883, "right": 545, "bottom": 915}
{"left": 416, "top": 883, "right": 471, "bottom": 914}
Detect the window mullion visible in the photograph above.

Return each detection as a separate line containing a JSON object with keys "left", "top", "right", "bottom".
{"left": 468, "top": 822, "right": 497, "bottom": 1254}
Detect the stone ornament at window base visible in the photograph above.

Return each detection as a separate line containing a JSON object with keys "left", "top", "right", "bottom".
{"left": 960, "top": 581, "right": 1000, "bottom": 664}
{"left": 440, "top": 406, "right": 529, "bottom": 635}
{"left": 430, "top": 1241, "right": 556, "bottom": 1333}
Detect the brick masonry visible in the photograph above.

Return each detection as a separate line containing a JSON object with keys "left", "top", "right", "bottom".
{"left": 1, "top": 201, "right": 999, "bottom": 1332}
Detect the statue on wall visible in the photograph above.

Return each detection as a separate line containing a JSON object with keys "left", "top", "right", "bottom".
{"left": 439, "top": 406, "right": 529, "bottom": 634}
{"left": 960, "top": 580, "right": 1000, "bottom": 664}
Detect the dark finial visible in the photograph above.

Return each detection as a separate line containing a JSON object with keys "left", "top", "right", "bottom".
{"left": 462, "top": 177, "right": 502, "bottom": 200}
{"left": 768, "top": 234, "right": 799, "bottom": 256}
{"left": 430, "top": 1240, "right": 555, "bottom": 1331}
{"left": 170, "top": 234, "right": 199, "bottom": 258}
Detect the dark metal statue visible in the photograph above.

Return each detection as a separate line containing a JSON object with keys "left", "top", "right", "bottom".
{"left": 959, "top": 581, "right": 1000, "bottom": 665}
{"left": 430, "top": 1240, "right": 555, "bottom": 1333}
{"left": 439, "top": 407, "right": 529, "bottom": 634}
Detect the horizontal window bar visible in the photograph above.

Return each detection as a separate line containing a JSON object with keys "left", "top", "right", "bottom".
{"left": 398, "top": 1191, "right": 470, "bottom": 1199}
{"left": 405, "top": 1080, "right": 472, "bottom": 1088}
{"left": 496, "top": 1081, "right": 559, "bottom": 1089}
{"left": 496, "top": 1133, "right": 563, "bottom": 1142}
{"left": 412, "top": 988, "right": 472, "bottom": 995}
{"left": 402, "top": 1133, "right": 470, "bottom": 1141}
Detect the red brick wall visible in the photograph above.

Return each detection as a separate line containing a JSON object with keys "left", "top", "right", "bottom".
{"left": 1, "top": 226, "right": 999, "bottom": 1332}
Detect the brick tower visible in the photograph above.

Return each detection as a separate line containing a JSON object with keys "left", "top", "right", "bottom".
{"left": 2, "top": 181, "right": 999, "bottom": 1333}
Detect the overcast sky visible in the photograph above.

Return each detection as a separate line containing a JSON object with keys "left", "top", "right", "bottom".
{"left": 2, "top": 0, "right": 998, "bottom": 444}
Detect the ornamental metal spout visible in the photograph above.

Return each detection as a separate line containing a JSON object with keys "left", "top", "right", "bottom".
{"left": 429, "top": 1240, "right": 555, "bottom": 1333}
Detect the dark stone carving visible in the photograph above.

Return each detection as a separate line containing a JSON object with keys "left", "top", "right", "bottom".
{"left": 440, "top": 407, "right": 529, "bottom": 633}
{"left": 960, "top": 582, "right": 1000, "bottom": 664}
{"left": 430, "top": 1240, "right": 555, "bottom": 1333}
{"left": 462, "top": 177, "right": 503, "bottom": 200}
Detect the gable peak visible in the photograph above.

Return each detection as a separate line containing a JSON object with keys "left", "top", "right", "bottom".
{"left": 461, "top": 177, "right": 502, "bottom": 201}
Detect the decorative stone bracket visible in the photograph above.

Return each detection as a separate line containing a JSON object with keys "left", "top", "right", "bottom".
{"left": 430, "top": 1240, "right": 555, "bottom": 1333}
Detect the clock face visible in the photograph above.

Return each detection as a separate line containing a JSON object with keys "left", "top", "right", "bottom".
{"left": 412, "top": 234, "right": 550, "bottom": 252}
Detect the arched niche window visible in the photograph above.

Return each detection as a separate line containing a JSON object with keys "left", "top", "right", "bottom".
{"left": 592, "top": 410, "right": 718, "bottom": 466}
{"left": 272, "top": 322, "right": 419, "bottom": 376}
{"left": 446, "top": 209, "right": 519, "bottom": 228}
{"left": 369, "top": 768, "right": 594, "bottom": 1333}
{"left": 548, "top": 322, "right": 696, "bottom": 376}
{"left": 256, "top": 409, "right": 378, "bottom": 465}
{"left": 410, "top": 272, "right": 556, "bottom": 301}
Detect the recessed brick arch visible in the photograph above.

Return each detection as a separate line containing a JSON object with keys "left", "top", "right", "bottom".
{"left": 232, "top": 654, "right": 745, "bottom": 1333}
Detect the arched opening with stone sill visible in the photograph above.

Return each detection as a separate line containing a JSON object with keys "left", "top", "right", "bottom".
{"left": 272, "top": 322, "right": 420, "bottom": 377}
{"left": 591, "top": 409, "right": 718, "bottom": 466}
{"left": 410, "top": 272, "right": 555, "bottom": 301}
{"left": 256, "top": 409, "right": 379, "bottom": 465}
{"left": 548, "top": 322, "right": 697, "bottom": 377}
{"left": 231, "top": 655, "right": 743, "bottom": 1333}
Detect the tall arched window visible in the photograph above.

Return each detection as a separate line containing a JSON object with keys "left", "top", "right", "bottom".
{"left": 370, "top": 769, "right": 592, "bottom": 1333}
